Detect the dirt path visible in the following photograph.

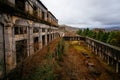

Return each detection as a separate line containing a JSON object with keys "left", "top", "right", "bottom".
{"left": 55, "top": 41, "right": 119, "bottom": 80}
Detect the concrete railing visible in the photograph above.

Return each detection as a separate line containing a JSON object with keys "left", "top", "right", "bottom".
{"left": 85, "top": 37, "right": 120, "bottom": 73}
{"left": 63, "top": 36, "right": 120, "bottom": 73}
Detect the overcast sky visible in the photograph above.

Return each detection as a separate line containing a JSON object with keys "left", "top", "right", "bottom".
{"left": 41, "top": 0, "right": 120, "bottom": 28}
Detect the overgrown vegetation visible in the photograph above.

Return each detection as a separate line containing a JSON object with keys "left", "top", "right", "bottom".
{"left": 54, "top": 39, "right": 65, "bottom": 61}
{"left": 7, "top": 39, "right": 65, "bottom": 80}
{"left": 24, "top": 39, "right": 65, "bottom": 80}
{"left": 76, "top": 28, "right": 120, "bottom": 47}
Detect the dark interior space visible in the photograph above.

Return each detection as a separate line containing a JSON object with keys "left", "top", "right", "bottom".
{"left": 34, "top": 37, "right": 39, "bottom": 52}
{"left": 42, "top": 35, "right": 45, "bottom": 46}
{"left": 16, "top": 39, "right": 27, "bottom": 64}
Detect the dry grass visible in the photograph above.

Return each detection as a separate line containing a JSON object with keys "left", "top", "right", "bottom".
{"left": 8, "top": 40, "right": 119, "bottom": 80}
{"left": 54, "top": 41, "right": 120, "bottom": 80}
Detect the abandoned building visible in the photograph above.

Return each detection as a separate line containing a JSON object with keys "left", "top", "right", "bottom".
{"left": 0, "top": 0, "right": 61, "bottom": 78}
{"left": 0, "top": 0, "right": 120, "bottom": 79}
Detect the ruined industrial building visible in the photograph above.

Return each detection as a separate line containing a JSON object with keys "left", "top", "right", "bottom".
{"left": 0, "top": 0, "right": 120, "bottom": 80}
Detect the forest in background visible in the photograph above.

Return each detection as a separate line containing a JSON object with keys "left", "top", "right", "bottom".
{"left": 76, "top": 28, "right": 120, "bottom": 48}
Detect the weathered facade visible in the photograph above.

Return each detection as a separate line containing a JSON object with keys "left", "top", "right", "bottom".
{"left": 0, "top": 0, "right": 60, "bottom": 78}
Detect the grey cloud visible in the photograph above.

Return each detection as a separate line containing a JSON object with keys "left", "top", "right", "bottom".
{"left": 41, "top": 0, "right": 120, "bottom": 27}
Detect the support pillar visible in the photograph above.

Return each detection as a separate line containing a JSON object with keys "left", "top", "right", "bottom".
{"left": 107, "top": 56, "right": 110, "bottom": 65}
{"left": 27, "top": 26, "right": 30, "bottom": 56}
{"left": 4, "top": 25, "right": 16, "bottom": 72}
{"left": 104, "top": 55, "right": 107, "bottom": 63}
{"left": 29, "top": 26, "right": 34, "bottom": 55}
{"left": 45, "top": 29, "right": 48, "bottom": 46}
{"left": 39, "top": 28, "right": 42, "bottom": 49}
{"left": 95, "top": 48, "right": 97, "bottom": 55}
{"left": 115, "top": 62, "right": 119, "bottom": 73}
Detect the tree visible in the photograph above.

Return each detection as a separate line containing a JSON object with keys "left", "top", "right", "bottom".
{"left": 76, "top": 29, "right": 120, "bottom": 47}
{"left": 76, "top": 29, "right": 82, "bottom": 35}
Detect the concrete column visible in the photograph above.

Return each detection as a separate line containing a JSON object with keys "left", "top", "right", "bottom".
{"left": 27, "top": 26, "right": 30, "bottom": 56}
{"left": 39, "top": 28, "right": 42, "bottom": 49}
{"left": 115, "top": 62, "right": 119, "bottom": 73}
{"left": 87, "top": 44, "right": 89, "bottom": 48}
{"left": 29, "top": 26, "right": 34, "bottom": 55}
{"left": 4, "top": 26, "right": 16, "bottom": 71}
{"left": 12, "top": 27, "right": 16, "bottom": 68}
{"left": 45, "top": 29, "right": 48, "bottom": 46}
{"left": 99, "top": 47, "right": 103, "bottom": 59}
{"left": 107, "top": 56, "right": 110, "bottom": 65}
{"left": 89, "top": 44, "right": 91, "bottom": 49}
{"left": 89, "top": 44, "right": 90, "bottom": 48}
